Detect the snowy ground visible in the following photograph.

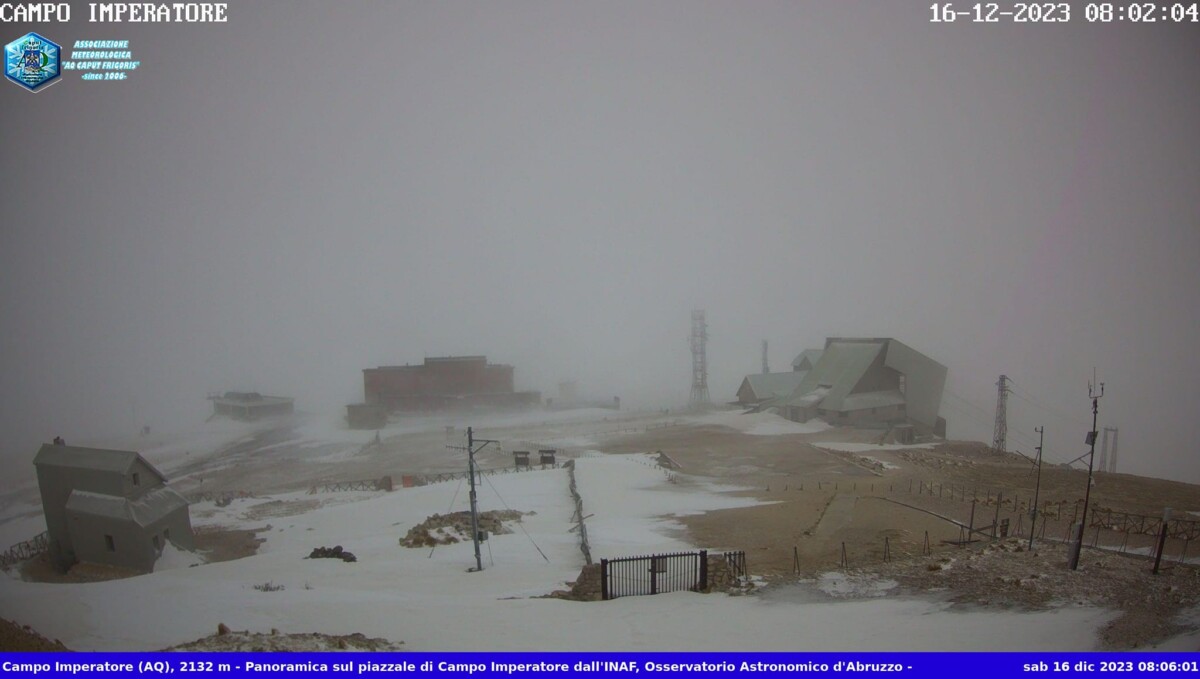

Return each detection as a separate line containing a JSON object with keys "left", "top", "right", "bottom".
{"left": 684, "top": 410, "right": 831, "bottom": 436}
{"left": 0, "top": 408, "right": 1189, "bottom": 651}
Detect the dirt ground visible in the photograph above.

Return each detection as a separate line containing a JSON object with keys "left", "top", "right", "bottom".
{"left": 6, "top": 410, "right": 1199, "bottom": 650}
{"left": 0, "top": 617, "right": 70, "bottom": 651}
{"left": 599, "top": 418, "right": 1200, "bottom": 650}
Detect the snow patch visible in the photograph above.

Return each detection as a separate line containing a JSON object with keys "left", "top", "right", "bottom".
{"left": 814, "top": 572, "right": 899, "bottom": 598}
{"left": 686, "top": 410, "right": 830, "bottom": 436}
{"left": 813, "top": 442, "right": 936, "bottom": 453}
{"left": 155, "top": 543, "right": 205, "bottom": 571}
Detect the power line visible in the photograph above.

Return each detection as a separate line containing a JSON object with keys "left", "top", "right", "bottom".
{"left": 481, "top": 471, "right": 550, "bottom": 563}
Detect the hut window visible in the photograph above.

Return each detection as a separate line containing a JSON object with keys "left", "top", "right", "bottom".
{"left": 152, "top": 535, "right": 161, "bottom": 550}
{"left": 132, "top": 472, "right": 140, "bottom": 486}
{"left": 105, "top": 535, "right": 115, "bottom": 552}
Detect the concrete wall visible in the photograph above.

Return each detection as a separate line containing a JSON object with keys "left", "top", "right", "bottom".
{"left": 37, "top": 465, "right": 126, "bottom": 568}
{"left": 66, "top": 504, "right": 193, "bottom": 572}
{"left": 67, "top": 513, "right": 151, "bottom": 571}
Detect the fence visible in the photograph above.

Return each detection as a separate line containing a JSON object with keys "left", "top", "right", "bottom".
{"left": 308, "top": 476, "right": 393, "bottom": 495}
{"left": 601, "top": 550, "right": 708, "bottom": 600}
{"left": 564, "top": 460, "right": 593, "bottom": 565}
{"left": 0, "top": 531, "right": 48, "bottom": 569}
{"left": 724, "top": 550, "right": 747, "bottom": 579}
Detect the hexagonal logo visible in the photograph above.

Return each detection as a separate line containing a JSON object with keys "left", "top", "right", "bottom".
{"left": 5, "top": 32, "right": 61, "bottom": 93}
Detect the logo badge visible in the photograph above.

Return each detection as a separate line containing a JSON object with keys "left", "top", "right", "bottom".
{"left": 5, "top": 32, "right": 61, "bottom": 92}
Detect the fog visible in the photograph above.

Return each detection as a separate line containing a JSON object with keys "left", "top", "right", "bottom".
{"left": 2, "top": 2, "right": 1198, "bottom": 483}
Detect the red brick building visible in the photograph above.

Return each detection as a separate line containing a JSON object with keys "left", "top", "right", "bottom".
{"left": 363, "top": 356, "right": 540, "bottom": 412}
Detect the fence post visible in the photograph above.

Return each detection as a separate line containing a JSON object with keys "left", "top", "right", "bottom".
{"left": 600, "top": 559, "right": 609, "bottom": 601}
{"left": 1154, "top": 509, "right": 1172, "bottom": 575}
{"left": 992, "top": 493, "right": 1002, "bottom": 540}
{"left": 840, "top": 542, "right": 848, "bottom": 568}
{"left": 699, "top": 550, "right": 708, "bottom": 591}
{"left": 793, "top": 546, "right": 800, "bottom": 573}
{"left": 650, "top": 556, "right": 658, "bottom": 595}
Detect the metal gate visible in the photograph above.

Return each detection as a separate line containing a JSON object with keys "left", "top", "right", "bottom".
{"left": 601, "top": 550, "right": 707, "bottom": 600}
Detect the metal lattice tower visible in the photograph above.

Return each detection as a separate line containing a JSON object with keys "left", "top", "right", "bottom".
{"left": 992, "top": 374, "right": 1009, "bottom": 455}
{"left": 761, "top": 340, "right": 769, "bottom": 374}
{"left": 689, "top": 310, "right": 710, "bottom": 407}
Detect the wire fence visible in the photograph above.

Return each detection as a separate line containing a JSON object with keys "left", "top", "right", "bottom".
{"left": 0, "top": 531, "right": 48, "bottom": 569}
{"left": 785, "top": 477, "right": 1198, "bottom": 571}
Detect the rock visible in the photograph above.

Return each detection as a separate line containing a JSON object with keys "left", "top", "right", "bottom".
{"left": 217, "top": 623, "right": 230, "bottom": 636}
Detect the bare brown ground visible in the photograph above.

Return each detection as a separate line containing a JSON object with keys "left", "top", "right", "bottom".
{"left": 0, "top": 618, "right": 70, "bottom": 651}
{"left": 597, "top": 416, "right": 1200, "bottom": 649}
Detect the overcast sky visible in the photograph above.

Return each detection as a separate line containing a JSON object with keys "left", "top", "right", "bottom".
{"left": 2, "top": 1, "right": 1197, "bottom": 483}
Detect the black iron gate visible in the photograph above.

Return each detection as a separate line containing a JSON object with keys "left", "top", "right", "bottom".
{"left": 601, "top": 550, "right": 708, "bottom": 600}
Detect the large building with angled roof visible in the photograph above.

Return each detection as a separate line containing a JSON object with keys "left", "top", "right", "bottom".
{"left": 760, "top": 338, "right": 946, "bottom": 435}
{"left": 34, "top": 444, "right": 194, "bottom": 572}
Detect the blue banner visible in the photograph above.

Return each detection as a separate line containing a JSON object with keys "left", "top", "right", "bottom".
{"left": 1, "top": 653, "right": 1199, "bottom": 678}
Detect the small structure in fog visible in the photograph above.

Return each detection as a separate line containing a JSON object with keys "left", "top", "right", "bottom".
{"left": 345, "top": 403, "right": 388, "bottom": 430}
{"left": 735, "top": 349, "right": 822, "bottom": 406}
{"left": 209, "top": 391, "right": 294, "bottom": 420}
{"left": 34, "top": 444, "right": 194, "bottom": 573}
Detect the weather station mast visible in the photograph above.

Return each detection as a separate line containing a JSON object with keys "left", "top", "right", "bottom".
{"left": 1069, "top": 376, "right": 1104, "bottom": 571}
{"left": 447, "top": 426, "right": 498, "bottom": 572}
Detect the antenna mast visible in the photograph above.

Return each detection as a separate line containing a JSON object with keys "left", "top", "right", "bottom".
{"left": 689, "top": 310, "right": 710, "bottom": 408}
{"left": 992, "top": 375, "right": 1010, "bottom": 455}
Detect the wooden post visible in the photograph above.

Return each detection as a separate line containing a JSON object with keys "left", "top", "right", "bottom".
{"left": 1153, "top": 509, "right": 1172, "bottom": 575}
{"left": 969, "top": 500, "right": 976, "bottom": 537}
{"left": 600, "top": 559, "right": 609, "bottom": 600}
{"left": 992, "top": 493, "right": 1002, "bottom": 539}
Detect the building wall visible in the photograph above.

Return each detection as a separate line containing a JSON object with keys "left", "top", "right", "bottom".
{"left": 65, "top": 504, "right": 193, "bottom": 573}
{"left": 66, "top": 513, "right": 152, "bottom": 571}
{"left": 882, "top": 341, "right": 947, "bottom": 430}
{"left": 736, "top": 380, "right": 757, "bottom": 404}
{"left": 213, "top": 400, "right": 293, "bottom": 420}
{"left": 814, "top": 404, "right": 906, "bottom": 428}
{"left": 364, "top": 357, "right": 519, "bottom": 410}
{"left": 37, "top": 466, "right": 127, "bottom": 567}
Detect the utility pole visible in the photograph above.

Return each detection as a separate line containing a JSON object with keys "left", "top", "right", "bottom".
{"left": 1069, "top": 377, "right": 1103, "bottom": 571}
{"left": 447, "top": 426, "right": 498, "bottom": 572}
{"left": 1029, "top": 426, "right": 1044, "bottom": 550}
{"left": 992, "top": 375, "right": 1010, "bottom": 455}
